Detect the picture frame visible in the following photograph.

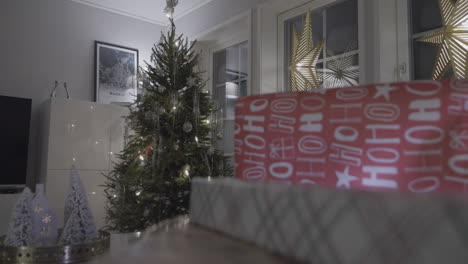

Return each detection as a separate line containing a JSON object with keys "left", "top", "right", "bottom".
{"left": 95, "top": 41, "right": 139, "bottom": 104}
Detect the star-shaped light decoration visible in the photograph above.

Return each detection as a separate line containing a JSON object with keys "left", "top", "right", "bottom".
{"left": 417, "top": 0, "right": 468, "bottom": 79}
{"left": 318, "top": 42, "right": 359, "bottom": 89}
{"left": 289, "top": 10, "right": 324, "bottom": 91}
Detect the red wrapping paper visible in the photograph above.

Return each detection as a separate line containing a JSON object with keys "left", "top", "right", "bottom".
{"left": 234, "top": 79, "right": 468, "bottom": 193}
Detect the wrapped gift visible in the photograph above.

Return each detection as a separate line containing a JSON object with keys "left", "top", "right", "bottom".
{"left": 234, "top": 79, "right": 468, "bottom": 194}
{"left": 190, "top": 178, "right": 468, "bottom": 264}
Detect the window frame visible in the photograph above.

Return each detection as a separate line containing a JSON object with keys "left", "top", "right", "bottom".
{"left": 277, "top": 0, "right": 366, "bottom": 91}
{"left": 192, "top": 10, "right": 252, "bottom": 164}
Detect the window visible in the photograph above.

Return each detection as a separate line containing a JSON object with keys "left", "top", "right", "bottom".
{"left": 410, "top": 0, "right": 454, "bottom": 79}
{"left": 283, "top": 0, "right": 359, "bottom": 90}
{"left": 212, "top": 41, "right": 248, "bottom": 167}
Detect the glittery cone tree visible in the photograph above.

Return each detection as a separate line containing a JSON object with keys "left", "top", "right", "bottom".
{"left": 4, "top": 187, "right": 34, "bottom": 247}
{"left": 59, "top": 166, "right": 97, "bottom": 245}
{"left": 104, "top": 18, "right": 231, "bottom": 232}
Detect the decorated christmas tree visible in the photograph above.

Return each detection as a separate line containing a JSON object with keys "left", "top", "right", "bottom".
{"left": 104, "top": 18, "right": 231, "bottom": 232}
{"left": 5, "top": 187, "right": 34, "bottom": 247}
{"left": 60, "top": 166, "right": 97, "bottom": 245}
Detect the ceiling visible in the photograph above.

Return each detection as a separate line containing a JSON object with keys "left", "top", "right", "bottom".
{"left": 69, "top": 0, "right": 214, "bottom": 25}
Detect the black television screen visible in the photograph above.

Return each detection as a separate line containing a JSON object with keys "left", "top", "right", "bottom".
{"left": 0, "top": 96, "right": 32, "bottom": 186}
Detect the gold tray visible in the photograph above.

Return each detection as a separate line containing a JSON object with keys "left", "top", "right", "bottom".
{"left": 0, "top": 231, "right": 110, "bottom": 264}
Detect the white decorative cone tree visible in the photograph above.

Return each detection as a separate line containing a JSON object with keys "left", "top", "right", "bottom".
{"left": 4, "top": 187, "right": 34, "bottom": 247}
{"left": 59, "top": 166, "right": 97, "bottom": 245}
{"left": 32, "top": 184, "right": 58, "bottom": 246}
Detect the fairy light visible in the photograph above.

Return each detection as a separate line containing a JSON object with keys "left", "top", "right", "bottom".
{"left": 195, "top": 136, "right": 199, "bottom": 143}
{"left": 139, "top": 155, "right": 145, "bottom": 161}
{"left": 136, "top": 191, "right": 142, "bottom": 196}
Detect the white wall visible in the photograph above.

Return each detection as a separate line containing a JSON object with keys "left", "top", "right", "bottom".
{"left": 0, "top": 0, "right": 163, "bottom": 188}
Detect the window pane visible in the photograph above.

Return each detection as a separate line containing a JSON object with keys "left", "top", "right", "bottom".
{"left": 413, "top": 40, "right": 453, "bottom": 79}
{"left": 411, "top": 0, "right": 443, "bottom": 34}
{"left": 240, "top": 42, "right": 249, "bottom": 77}
{"left": 213, "top": 50, "right": 226, "bottom": 86}
{"left": 223, "top": 120, "right": 235, "bottom": 154}
{"left": 326, "top": 0, "right": 358, "bottom": 54}
{"left": 225, "top": 45, "right": 240, "bottom": 82}
{"left": 225, "top": 82, "right": 239, "bottom": 120}
{"left": 283, "top": 0, "right": 358, "bottom": 90}
{"left": 240, "top": 80, "right": 248, "bottom": 97}
{"left": 410, "top": 0, "right": 454, "bottom": 80}
{"left": 212, "top": 41, "right": 248, "bottom": 156}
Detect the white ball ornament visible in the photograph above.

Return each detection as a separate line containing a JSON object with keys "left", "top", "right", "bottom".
{"left": 183, "top": 121, "right": 193, "bottom": 133}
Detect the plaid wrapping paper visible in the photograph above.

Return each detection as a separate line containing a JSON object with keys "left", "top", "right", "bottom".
{"left": 190, "top": 178, "right": 468, "bottom": 264}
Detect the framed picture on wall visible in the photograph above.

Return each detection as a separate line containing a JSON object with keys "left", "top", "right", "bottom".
{"left": 95, "top": 41, "right": 138, "bottom": 104}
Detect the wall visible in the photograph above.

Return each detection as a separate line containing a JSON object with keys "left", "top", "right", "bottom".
{"left": 0, "top": 0, "right": 163, "bottom": 188}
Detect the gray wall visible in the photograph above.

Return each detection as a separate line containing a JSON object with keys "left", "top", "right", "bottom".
{"left": 0, "top": 0, "right": 163, "bottom": 187}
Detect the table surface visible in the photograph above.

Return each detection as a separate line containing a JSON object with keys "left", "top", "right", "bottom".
{"left": 85, "top": 217, "right": 298, "bottom": 264}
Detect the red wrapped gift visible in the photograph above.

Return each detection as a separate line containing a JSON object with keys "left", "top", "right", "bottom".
{"left": 234, "top": 79, "right": 468, "bottom": 194}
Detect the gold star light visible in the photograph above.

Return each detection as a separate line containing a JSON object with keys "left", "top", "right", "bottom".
{"left": 318, "top": 42, "right": 359, "bottom": 89}
{"left": 290, "top": 10, "right": 324, "bottom": 91}
{"left": 417, "top": 0, "right": 468, "bottom": 79}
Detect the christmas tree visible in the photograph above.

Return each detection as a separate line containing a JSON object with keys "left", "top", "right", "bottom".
{"left": 60, "top": 166, "right": 97, "bottom": 244}
{"left": 5, "top": 187, "right": 34, "bottom": 247}
{"left": 104, "top": 18, "right": 232, "bottom": 232}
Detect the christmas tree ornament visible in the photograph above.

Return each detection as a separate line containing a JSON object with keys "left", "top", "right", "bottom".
{"left": 417, "top": 0, "right": 468, "bottom": 79}
{"left": 183, "top": 121, "right": 193, "bottom": 133}
{"left": 145, "top": 111, "right": 156, "bottom": 120}
{"left": 187, "top": 76, "right": 196, "bottom": 87}
{"left": 156, "top": 106, "right": 166, "bottom": 115}
{"left": 317, "top": 42, "right": 359, "bottom": 89}
{"left": 60, "top": 166, "right": 97, "bottom": 245}
{"left": 158, "top": 85, "right": 166, "bottom": 93}
{"left": 290, "top": 10, "right": 324, "bottom": 90}
{"left": 32, "top": 184, "right": 58, "bottom": 247}
{"left": 4, "top": 187, "right": 34, "bottom": 247}
{"left": 207, "top": 147, "right": 215, "bottom": 155}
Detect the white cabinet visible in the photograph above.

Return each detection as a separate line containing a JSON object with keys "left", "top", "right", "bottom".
{"left": 39, "top": 98, "right": 128, "bottom": 229}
